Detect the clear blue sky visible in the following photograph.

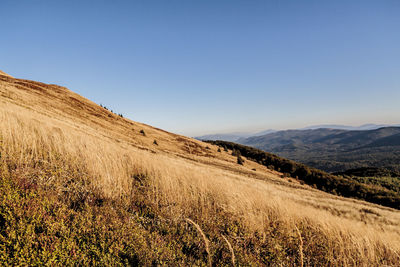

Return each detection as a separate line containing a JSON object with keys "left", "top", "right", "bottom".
{"left": 1, "top": 0, "right": 399, "bottom": 136}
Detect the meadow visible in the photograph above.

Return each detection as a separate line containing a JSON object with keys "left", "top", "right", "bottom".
{"left": 1, "top": 74, "right": 400, "bottom": 265}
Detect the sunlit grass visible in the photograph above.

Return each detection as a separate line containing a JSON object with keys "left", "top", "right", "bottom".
{"left": 1, "top": 75, "right": 400, "bottom": 265}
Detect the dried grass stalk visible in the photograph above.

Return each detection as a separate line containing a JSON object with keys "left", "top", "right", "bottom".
{"left": 186, "top": 218, "right": 211, "bottom": 266}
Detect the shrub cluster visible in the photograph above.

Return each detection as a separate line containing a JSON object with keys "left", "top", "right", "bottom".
{"left": 99, "top": 104, "right": 123, "bottom": 118}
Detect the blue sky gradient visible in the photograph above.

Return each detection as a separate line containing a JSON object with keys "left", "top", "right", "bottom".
{"left": 1, "top": 0, "right": 399, "bottom": 136}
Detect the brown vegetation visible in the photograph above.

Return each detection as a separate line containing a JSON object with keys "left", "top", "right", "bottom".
{"left": 1, "top": 71, "right": 400, "bottom": 265}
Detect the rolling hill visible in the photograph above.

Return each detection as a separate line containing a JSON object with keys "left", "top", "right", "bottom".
{"left": 240, "top": 127, "right": 400, "bottom": 172}
{"left": 1, "top": 71, "right": 400, "bottom": 265}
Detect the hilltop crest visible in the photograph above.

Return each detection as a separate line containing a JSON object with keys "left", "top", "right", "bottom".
{"left": 0, "top": 70, "right": 14, "bottom": 78}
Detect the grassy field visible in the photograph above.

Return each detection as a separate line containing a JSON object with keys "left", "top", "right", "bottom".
{"left": 1, "top": 73, "right": 400, "bottom": 265}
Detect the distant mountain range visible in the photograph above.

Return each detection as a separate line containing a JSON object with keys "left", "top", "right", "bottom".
{"left": 195, "top": 124, "right": 400, "bottom": 142}
{"left": 240, "top": 127, "right": 400, "bottom": 172}
{"left": 196, "top": 124, "right": 400, "bottom": 173}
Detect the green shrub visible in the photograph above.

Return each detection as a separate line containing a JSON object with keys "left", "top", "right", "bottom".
{"left": 237, "top": 154, "right": 244, "bottom": 165}
{"left": 232, "top": 149, "right": 240, "bottom": 157}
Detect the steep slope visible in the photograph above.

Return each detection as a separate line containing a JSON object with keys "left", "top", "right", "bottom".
{"left": 1, "top": 72, "right": 400, "bottom": 265}
{"left": 241, "top": 127, "right": 400, "bottom": 172}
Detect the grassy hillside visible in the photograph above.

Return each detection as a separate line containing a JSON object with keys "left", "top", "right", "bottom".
{"left": 1, "top": 72, "right": 400, "bottom": 265}
{"left": 208, "top": 141, "right": 400, "bottom": 210}
{"left": 240, "top": 128, "right": 400, "bottom": 172}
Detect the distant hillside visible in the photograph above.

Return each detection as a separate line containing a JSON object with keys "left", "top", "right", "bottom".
{"left": 240, "top": 127, "right": 400, "bottom": 172}
{"left": 301, "top": 123, "right": 400, "bottom": 131}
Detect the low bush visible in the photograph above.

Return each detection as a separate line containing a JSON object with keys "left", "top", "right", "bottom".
{"left": 237, "top": 154, "right": 244, "bottom": 165}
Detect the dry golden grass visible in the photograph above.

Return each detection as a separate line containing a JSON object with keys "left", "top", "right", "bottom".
{"left": 1, "top": 72, "right": 400, "bottom": 265}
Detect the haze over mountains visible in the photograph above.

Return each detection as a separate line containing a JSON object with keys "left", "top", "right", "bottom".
{"left": 242, "top": 127, "right": 400, "bottom": 173}
{"left": 197, "top": 124, "right": 400, "bottom": 173}
{"left": 196, "top": 123, "right": 400, "bottom": 142}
